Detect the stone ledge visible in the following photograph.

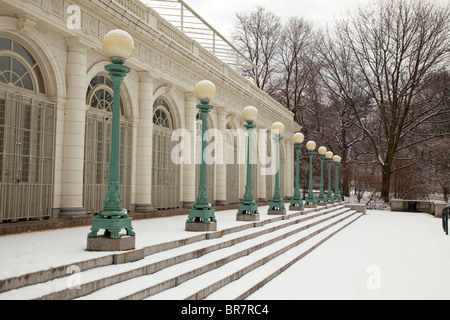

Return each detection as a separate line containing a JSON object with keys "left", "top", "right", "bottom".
{"left": 345, "top": 204, "right": 366, "bottom": 214}
{"left": 236, "top": 214, "right": 260, "bottom": 221}
{"left": 86, "top": 235, "right": 136, "bottom": 252}
{"left": 185, "top": 222, "right": 217, "bottom": 232}
{"left": 267, "top": 209, "right": 286, "bottom": 215}
{"left": 390, "top": 199, "right": 448, "bottom": 217}
{"left": 113, "top": 248, "right": 145, "bottom": 264}
{"left": 289, "top": 205, "right": 304, "bottom": 212}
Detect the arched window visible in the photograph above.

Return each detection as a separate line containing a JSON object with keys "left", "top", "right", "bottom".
{"left": 85, "top": 75, "right": 124, "bottom": 115}
{"left": 153, "top": 97, "right": 173, "bottom": 129}
{"left": 0, "top": 38, "right": 45, "bottom": 93}
{"left": 0, "top": 37, "right": 54, "bottom": 222}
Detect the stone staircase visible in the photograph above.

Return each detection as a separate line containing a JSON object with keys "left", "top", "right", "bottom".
{"left": 0, "top": 204, "right": 363, "bottom": 300}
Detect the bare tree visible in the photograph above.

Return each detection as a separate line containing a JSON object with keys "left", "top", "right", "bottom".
{"left": 276, "top": 17, "right": 316, "bottom": 125}
{"left": 232, "top": 6, "right": 282, "bottom": 95}
{"left": 319, "top": 0, "right": 450, "bottom": 202}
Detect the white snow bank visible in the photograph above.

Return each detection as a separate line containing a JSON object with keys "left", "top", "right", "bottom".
{"left": 247, "top": 210, "right": 450, "bottom": 300}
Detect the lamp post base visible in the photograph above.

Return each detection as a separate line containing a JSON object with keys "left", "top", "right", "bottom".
{"left": 289, "top": 196, "right": 304, "bottom": 212}
{"left": 237, "top": 200, "right": 259, "bottom": 219}
{"left": 268, "top": 209, "right": 286, "bottom": 215}
{"left": 269, "top": 197, "right": 286, "bottom": 215}
{"left": 289, "top": 204, "right": 305, "bottom": 212}
{"left": 304, "top": 195, "right": 317, "bottom": 208}
{"left": 87, "top": 235, "right": 135, "bottom": 251}
{"left": 185, "top": 205, "right": 217, "bottom": 231}
{"left": 185, "top": 221, "right": 217, "bottom": 232}
{"left": 236, "top": 202, "right": 260, "bottom": 221}
{"left": 87, "top": 212, "right": 135, "bottom": 242}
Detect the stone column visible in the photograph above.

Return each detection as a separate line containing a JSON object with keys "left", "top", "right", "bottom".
{"left": 238, "top": 119, "right": 247, "bottom": 201}
{"left": 286, "top": 140, "right": 294, "bottom": 198}
{"left": 258, "top": 128, "right": 268, "bottom": 201}
{"left": 182, "top": 92, "right": 197, "bottom": 208}
{"left": 283, "top": 140, "right": 292, "bottom": 200}
{"left": 134, "top": 72, "right": 156, "bottom": 212}
{"left": 59, "top": 37, "right": 88, "bottom": 219}
{"left": 215, "top": 107, "right": 228, "bottom": 206}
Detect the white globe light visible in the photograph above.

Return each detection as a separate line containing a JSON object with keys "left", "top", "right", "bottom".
{"left": 103, "top": 29, "right": 134, "bottom": 60}
{"left": 318, "top": 146, "right": 327, "bottom": 155}
{"left": 326, "top": 151, "right": 334, "bottom": 159}
{"left": 195, "top": 80, "right": 216, "bottom": 101}
{"left": 333, "top": 155, "right": 342, "bottom": 163}
{"left": 306, "top": 140, "right": 316, "bottom": 151}
{"left": 271, "top": 122, "right": 285, "bottom": 135}
{"left": 242, "top": 106, "right": 258, "bottom": 122}
{"left": 293, "top": 132, "right": 304, "bottom": 144}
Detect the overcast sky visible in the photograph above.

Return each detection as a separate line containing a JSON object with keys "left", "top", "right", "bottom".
{"left": 182, "top": 0, "right": 372, "bottom": 37}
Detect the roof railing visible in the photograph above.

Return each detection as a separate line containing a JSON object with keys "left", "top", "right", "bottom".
{"left": 140, "top": 0, "right": 256, "bottom": 72}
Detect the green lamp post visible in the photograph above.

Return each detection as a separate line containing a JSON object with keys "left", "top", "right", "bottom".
{"left": 289, "top": 132, "right": 304, "bottom": 212}
{"left": 237, "top": 106, "right": 260, "bottom": 221}
{"left": 87, "top": 29, "right": 135, "bottom": 250}
{"left": 268, "top": 122, "right": 286, "bottom": 215}
{"left": 325, "top": 151, "right": 334, "bottom": 203}
{"left": 333, "top": 155, "right": 342, "bottom": 202}
{"left": 316, "top": 146, "right": 328, "bottom": 206}
{"left": 185, "top": 80, "right": 217, "bottom": 231}
{"left": 304, "top": 140, "right": 317, "bottom": 208}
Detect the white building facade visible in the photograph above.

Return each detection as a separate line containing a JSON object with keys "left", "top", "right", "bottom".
{"left": 0, "top": 0, "right": 300, "bottom": 223}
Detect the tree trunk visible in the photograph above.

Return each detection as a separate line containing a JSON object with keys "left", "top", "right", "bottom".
{"left": 380, "top": 165, "right": 392, "bottom": 203}
{"left": 341, "top": 156, "right": 350, "bottom": 198}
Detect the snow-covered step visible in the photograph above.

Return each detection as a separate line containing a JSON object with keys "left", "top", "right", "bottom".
{"left": 206, "top": 211, "right": 363, "bottom": 300}
{"left": 0, "top": 204, "right": 340, "bottom": 296}
{"left": 77, "top": 208, "right": 353, "bottom": 300}
{"left": 146, "top": 210, "right": 361, "bottom": 300}
{"left": 0, "top": 204, "right": 349, "bottom": 300}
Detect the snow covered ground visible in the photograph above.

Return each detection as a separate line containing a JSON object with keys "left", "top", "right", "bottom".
{"left": 0, "top": 207, "right": 449, "bottom": 300}
{"left": 248, "top": 210, "right": 450, "bottom": 300}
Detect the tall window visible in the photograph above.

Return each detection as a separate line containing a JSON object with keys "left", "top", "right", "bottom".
{"left": 0, "top": 37, "right": 54, "bottom": 222}
{"left": 152, "top": 97, "right": 180, "bottom": 209}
